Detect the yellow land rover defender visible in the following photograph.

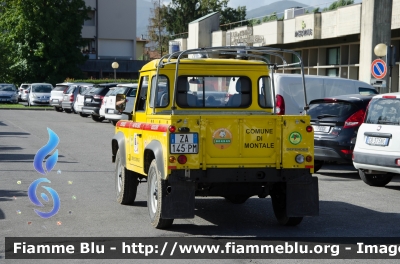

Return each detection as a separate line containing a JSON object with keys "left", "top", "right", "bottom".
{"left": 111, "top": 46, "right": 318, "bottom": 229}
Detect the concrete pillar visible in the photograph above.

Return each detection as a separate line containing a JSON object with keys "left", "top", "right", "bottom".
{"left": 359, "top": 0, "right": 392, "bottom": 93}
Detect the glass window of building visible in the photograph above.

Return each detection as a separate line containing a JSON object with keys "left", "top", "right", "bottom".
{"left": 327, "top": 47, "right": 340, "bottom": 65}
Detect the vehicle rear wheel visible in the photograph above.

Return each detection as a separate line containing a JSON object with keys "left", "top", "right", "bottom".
{"left": 359, "top": 170, "right": 393, "bottom": 187}
{"left": 79, "top": 112, "right": 89, "bottom": 117}
{"left": 91, "top": 115, "right": 105, "bottom": 122}
{"left": 314, "top": 160, "right": 324, "bottom": 173}
{"left": 54, "top": 106, "right": 63, "bottom": 112}
{"left": 148, "top": 160, "right": 174, "bottom": 229}
{"left": 115, "top": 150, "right": 138, "bottom": 204}
{"left": 224, "top": 195, "right": 250, "bottom": 204}
{"left": 271, "top": 183, "right": 303, "bottom": 226}
{"left": 72, "top": 107, "right": 77, "bottom": 114}
{"left": 64, "top": 109, "right": 72, "bottom": 113}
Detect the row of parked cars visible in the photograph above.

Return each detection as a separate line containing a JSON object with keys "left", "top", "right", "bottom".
{"left": 50, "top": 82, "right": 138, "bottom": 125}
{"left": 306, "top": 91, "right": 400, "bottom": 188}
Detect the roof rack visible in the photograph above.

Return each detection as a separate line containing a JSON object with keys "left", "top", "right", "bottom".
{"left": 152, "top": 46, "right": 308, "bottom": 115}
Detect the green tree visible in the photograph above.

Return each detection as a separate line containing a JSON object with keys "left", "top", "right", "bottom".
{"left": 0, "top": 0, "right": 90, "bottom": 84}
{"left": 220, "top": 6, "right": 247, "bottom": 30}
{"left": 148, "top": 0, "right": 169, "bottom": 57}
{"left": 163, "top": 0, "right": 246, "bottom": 35}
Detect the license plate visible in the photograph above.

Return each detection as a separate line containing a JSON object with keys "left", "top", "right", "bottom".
{"left": 85, "top": 98, "right": 91, "bottom": 102}
{"left": 107, "top": 109, "right": 114, "bottom": 113}
{"left": 41, "top": 100, "right": 48, "bottom": 102}
{"left": 170, "top": 133, "right": 199, "bottom": 154}
{"left": 366, "top": 136, "right": 389, "bottom": 146}
{"left": 52, "top": 99, "right": 59, "bottom": 103}
{"left": 312, "top": 125, "right": 330, "bottom": 133}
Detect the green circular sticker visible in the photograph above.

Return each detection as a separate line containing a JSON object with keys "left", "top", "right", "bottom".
{"left": 289, "top": 131, "right": 302, "bottom": 145}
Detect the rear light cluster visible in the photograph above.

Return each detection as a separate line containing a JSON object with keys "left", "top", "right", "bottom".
{"left": 275, "top": 95, "right": 285, "bottom": 115}
{"left": 69, "top": 94, "right": 74, "bottom": 102}
{"left": 340, "top": 149, "right": 353, "bottom": 155}
{"left": 396, "top": 159, "right": 400, "bottom": 166}
{"left": 344, "top": 109, "right": 365, "bottom": 128}
{"left": 295, "top": 154, "right": 313, "bottom": 164}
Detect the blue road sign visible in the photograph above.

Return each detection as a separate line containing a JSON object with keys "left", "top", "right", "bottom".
{"left": 371, "top": 59, "right": 387, "bottom": 79}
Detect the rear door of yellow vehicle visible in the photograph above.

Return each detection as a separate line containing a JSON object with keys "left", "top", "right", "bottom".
{"left": 200, "top": 115, "right": 281, "bottom": 168}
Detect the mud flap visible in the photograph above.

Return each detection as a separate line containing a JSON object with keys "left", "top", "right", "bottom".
{"left": 161, "top": 179, "right": 195, "bottom": 219}
{"left": 286, "top": 176, "right": 319, "bottom": 217}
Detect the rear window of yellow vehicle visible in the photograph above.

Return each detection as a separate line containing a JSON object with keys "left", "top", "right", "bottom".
{"left": 176, "top": 76, "right": 251, "bottom": 108}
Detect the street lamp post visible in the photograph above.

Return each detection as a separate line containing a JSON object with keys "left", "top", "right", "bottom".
{"left": 374, "top": 43, "right": 397, "bottom": 94}
{"left": 112, "top": 62, "right": 119, "bottom": 82}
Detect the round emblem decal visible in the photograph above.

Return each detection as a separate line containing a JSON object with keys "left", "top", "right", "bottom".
{"left": 289, "top": 131, "right": 302, "bottom": 145}
{"left": 212, "top": 128, "right": 232, "bottom": 149}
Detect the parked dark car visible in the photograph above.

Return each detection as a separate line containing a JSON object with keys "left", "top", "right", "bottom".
{"left": 307, "top": 94, "right": 375, "bottom": 172}
{"left": 81, "top": 83, "right": 118, "bottom": 122}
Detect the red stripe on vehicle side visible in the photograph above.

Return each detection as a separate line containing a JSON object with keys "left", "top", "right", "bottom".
{"left": 117, "top": 121, "right": 168, "bottom": 132}
{"left": 305, "top": 165, "right": 314, "bottom": 168}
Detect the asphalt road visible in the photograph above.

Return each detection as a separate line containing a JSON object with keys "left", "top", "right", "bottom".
{"left": 1, "top": 110, "right": 400, "bottom": 264}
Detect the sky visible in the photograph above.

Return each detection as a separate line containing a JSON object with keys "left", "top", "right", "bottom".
{"left": 160, "top": 0, "right": 362, "bottom": 12}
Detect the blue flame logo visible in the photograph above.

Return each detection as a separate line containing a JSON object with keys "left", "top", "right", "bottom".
{"left": 29, "top": 128, "right": 60, "bottom": 218}
{"left": 33, "top": 128, "right": 59, "bottom": 175}
{"left": 28, "top": 178, "right": 60, "bottom": 218}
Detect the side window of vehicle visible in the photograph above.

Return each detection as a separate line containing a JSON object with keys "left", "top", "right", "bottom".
{"left": 129, "top": 88, "right": 137, "bottom": 97}
{"left": 149, "top": 75, "right": 169, "bottom": 108}
{"left": 135, "top": 76, "right": 149, "bottom": 111}
{"left": 258, "top": 76, "right": 273, "bottom": 108}
{"left": 359, "top": 87, "right": 378, "bottom": 95}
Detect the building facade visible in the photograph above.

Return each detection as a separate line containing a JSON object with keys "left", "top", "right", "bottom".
{"left": 172, "top": 0, "right": 400, "bottom": 93}
{"left": 81, "top": 0, "right": 146, "bottom": 78}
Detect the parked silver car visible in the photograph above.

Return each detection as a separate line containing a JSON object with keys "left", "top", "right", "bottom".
{"left": 61, "top": 83, "right": 93, "bottom": 113}
{"left": 28, "top": 83, "right": 53, "bottom": 106}
{"left": 0, "top": 84, "right": 19, "bottom": 104}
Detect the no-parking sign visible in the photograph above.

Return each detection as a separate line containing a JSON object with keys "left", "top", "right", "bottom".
{"left": 371, "top": 59, "right": 387, "bottom": 79}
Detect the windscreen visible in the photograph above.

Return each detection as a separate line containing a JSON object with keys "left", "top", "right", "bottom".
{"left": 32, "top": 85, "right": 52, "bottom": 93}
{"left": 0, "top": 84, "right": 16, "bottom": 91}
{"left": 365, "top": 98, "right": 400, "bottom": 125}
{"left": 53, "top": 85, "right": 69, "bottom": 91}
{"left": 88, "top": 87, "right": 108, "bottom": 96}
{"left": 308, "top": 101, "right": 356, "bottom": 119}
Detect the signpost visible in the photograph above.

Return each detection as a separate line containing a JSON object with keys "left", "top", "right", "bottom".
{"left": 371, "top": 59, "right": 387, "bottom": 79}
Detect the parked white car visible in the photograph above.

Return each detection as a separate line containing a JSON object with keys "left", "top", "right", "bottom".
{"left": 28, "top": 83, "right": 53, "bottom": 106}
{"left": 18, "top": 83, "right": 30, "bottom": 101}
{"left": 74, "top": 86, "right": 94, "bottom": 117}
{"left": 99, "top": 88, "right": 116, "bottom": 120}
{"left": 50, "top": 83, "right": 74, "bottom": 112}
{"left": 353, "top": 92, "right": 400, "bottom": 187}
{"left": 104, "top": 84, "right": 138, "bottom": 125}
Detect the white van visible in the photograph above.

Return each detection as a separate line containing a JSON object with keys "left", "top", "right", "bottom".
{"left": 228, "top": 74, "right": 378, "bottom": 114}
{"left": 272, "top": 74, "right": 378, "bottom": 114}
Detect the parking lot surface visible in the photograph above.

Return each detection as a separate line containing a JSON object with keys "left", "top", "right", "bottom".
{"left": 1, "top": 110, "right": 400, "bottom": 263}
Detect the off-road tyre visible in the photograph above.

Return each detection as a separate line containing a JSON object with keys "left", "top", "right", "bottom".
{"left": 115, "top": 150, "right": 138, "bottom": 204}
{"left": 147, "top": 160, "right": 174, "bottom": 229}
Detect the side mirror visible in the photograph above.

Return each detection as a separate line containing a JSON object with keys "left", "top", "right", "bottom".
{"left": 115, "top": 94, "right": 126, "bottom": 112}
